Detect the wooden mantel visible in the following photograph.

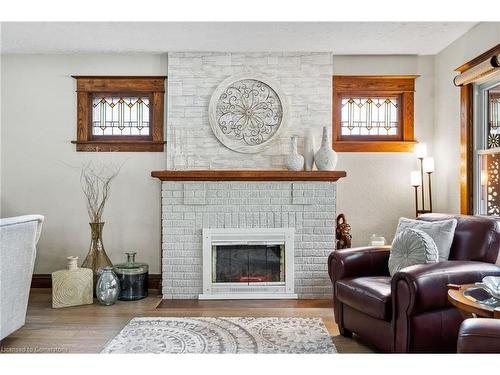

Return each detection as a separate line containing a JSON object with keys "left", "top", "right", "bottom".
{"left": 151, "top": 170, "right": 347, "bottom": 182}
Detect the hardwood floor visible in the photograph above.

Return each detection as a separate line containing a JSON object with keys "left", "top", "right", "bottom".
{"left": 0, "top": 289, "right": 376, "bottom": 353}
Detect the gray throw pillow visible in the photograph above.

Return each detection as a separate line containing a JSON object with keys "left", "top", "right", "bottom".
{"left": 388, "top": 228, "right": 439, "bottom": 277}
{"left": 395, "top": 217, "right": 457, "bottom": 261}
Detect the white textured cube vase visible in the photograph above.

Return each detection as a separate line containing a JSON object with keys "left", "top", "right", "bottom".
{"left": 51, "top": 256, "right": 93, "bottom": 308}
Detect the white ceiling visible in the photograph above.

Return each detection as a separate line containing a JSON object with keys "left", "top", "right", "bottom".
{"left": 1, "top": 22, "right": 477, "bottom": 55}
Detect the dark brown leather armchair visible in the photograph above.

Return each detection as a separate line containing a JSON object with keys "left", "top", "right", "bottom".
{"left": 458, "top": 318, "right": 500, "bottom": 353}
{"left": 328, "top": 214, "right": 500, "bottom": 353}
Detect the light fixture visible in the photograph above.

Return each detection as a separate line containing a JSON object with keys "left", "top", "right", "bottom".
{"left": 414, "top": 143, "right": 427, "bottom": 159}
{"left": 411, "top": 144, "right": 434, "bottom": 217}
{"left": 423, "top": 157, "right": 434, "bottom": 213}
{"left": 423, "top": 157, "right": 435, "bottom": 173}
{"left": 411, "top": 170, "right": 422, "bottom": 218}
{"left": 453, "top": 54, "right": 500, "bottom": 86}
{"left": 410, "top": 171, "right": 421, "bottom": 187}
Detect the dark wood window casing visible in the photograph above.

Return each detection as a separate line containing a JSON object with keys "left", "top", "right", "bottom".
{"left": 456, "top": 44, "right": 500, "bottom": 214}
{"left": 72, "top": 76, "right": 166, "bottom": 152}
{"left": 332, "top": 75, "right": 418, "bottom": 152}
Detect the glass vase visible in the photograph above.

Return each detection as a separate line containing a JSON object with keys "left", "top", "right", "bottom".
{"left": 96, "top": 267, "right": 120, "bottom": 306}
{"left": 369, "top": 234, "right": 387, "bottom": 247}
{"left": 81, "top": 222, "right": 113, "bottom": 276}
{"left": 114, "top": 252, "right": 149, "bottom": 301}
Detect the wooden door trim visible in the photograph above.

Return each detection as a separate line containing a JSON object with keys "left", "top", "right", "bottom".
{"left": 460, "top": 85, "right": 474, "bottom": 215}
{"left": 457, "top": 44, "right": 500, "bottom": 214}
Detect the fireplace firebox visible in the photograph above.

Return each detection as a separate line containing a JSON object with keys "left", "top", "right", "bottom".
{"left": 200, "top": 228, "right": 296, "bottom": 299}
{"left": 213, "top": 244, "right": 284, "bottom": 283}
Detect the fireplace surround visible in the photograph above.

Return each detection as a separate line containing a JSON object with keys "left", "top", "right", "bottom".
{"left": 153, "top": 170, "right": 346, "bottom": 299}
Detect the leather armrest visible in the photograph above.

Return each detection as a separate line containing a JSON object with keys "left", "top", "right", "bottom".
{"left": 392, "top": 261, "right": 500, "bottom": 315}
{"left": 458, "top": 318, "right": 500, "bottom": 353}
{"left": 328, "top": 246, "right": 391, "bottom": 283}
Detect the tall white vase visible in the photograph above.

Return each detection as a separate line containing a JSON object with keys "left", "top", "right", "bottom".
{"left": 285, "top": 135, "right": 304, "bottom": 171}
{"left": 303, "top": 130, "right": 315, "bottom": 171}
{"left": 314, "top": 126, "right": 338, "bottom": 171}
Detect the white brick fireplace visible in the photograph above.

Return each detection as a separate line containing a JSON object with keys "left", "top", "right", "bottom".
{"left": 154, "top": 51, "right": 343, "bottom": 300}
{"left": 158, "top": 173, "right": 342, "bottom": 299}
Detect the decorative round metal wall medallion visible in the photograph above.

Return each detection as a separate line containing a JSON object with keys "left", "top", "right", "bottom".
{"left": 208, "top": 73, "right": 289, "bottom": 153}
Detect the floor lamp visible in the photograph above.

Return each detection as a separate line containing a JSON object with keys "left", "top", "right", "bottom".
{"left": 411, "top": 143, "right": 435, "bottom": 218}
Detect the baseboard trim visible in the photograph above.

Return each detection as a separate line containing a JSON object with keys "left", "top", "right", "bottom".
{"left": 31, "top": 273, "right": 162, "bottom": 291}
{"left": 31, "top": 274, "right": 52, "bottom": 288}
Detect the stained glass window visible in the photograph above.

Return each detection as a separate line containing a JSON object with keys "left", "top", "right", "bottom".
{"left": 476, "top": 82, "right": 500, "bottom": 217}
{"left": 341, "top": 97, "right": 399, "bottom": 136}
{"left": 483, "top": 88, "right": 500, "bottom": 216}
{"left": 479, "top": 152, "right": 500, "bottom": 216}
{"left": 485, "top": 154, "right": 500, "bottom": 216}
{"left": 92, "top": 96, "right": 150, "bottom": 136}
{"left": 488, "top": 91, "right": 500, "bottom": 148}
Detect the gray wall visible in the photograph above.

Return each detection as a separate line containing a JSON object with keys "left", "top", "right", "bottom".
{"left": 1, "top": 54, "right": 167, "bottom": 273}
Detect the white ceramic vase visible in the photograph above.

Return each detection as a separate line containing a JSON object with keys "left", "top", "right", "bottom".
{"left": 314, "top": 127, "right": 338, "bottom": 171}
{"left": 303, "top": 130, "right": 315, "bottom": 171}
{"left": 285, "top": 136, "right": 304, "bottom": 171}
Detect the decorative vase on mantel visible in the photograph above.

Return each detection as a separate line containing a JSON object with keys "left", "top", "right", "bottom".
{"left": 303, "top": 129, "right": 315, "bottom": 171}
{"left": 285, "top": 135, "right": 305, "bottom": 171}
{"left": 314, "top": 126, "right": 338, "bottom": 171}
{"left": 81, "top": 222, "right": 113, "bottom": 278}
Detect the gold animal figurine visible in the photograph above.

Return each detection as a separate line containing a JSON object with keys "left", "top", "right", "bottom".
{"left": 336, "top": 214, "right": 352, "bottom": 249}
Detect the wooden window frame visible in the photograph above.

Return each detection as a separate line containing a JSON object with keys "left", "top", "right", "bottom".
{"left": 332, "top": 75, "right": 418, "bottom": 152}
{"left": 71, "top": 76, "right": 166, "bottom": 152}
{"left": 457, "top": 44, "right": 500, "bottom": 214}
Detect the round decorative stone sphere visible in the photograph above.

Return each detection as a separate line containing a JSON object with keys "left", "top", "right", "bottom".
{"left": 208, "top": 73, "right": 289, "bottom": 154}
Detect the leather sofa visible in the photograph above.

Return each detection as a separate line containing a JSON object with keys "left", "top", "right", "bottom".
{"left": 457, "top": 318, "right": 500, "bottom": 353}
{"left": 328, "top": 214, "right": 500, "bottom": 353}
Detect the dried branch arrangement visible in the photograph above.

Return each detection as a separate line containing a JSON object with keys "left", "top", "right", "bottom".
{"left": 80, "top": 161, "right": 121, "bottom": 223}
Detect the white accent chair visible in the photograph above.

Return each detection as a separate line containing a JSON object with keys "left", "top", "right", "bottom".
{"left": 0, "top": 215, "right": 44, "bottom": 340}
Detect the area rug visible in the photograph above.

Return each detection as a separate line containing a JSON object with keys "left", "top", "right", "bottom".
{"left": 101, "top": 317, "right": 337, "bottom": 354}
